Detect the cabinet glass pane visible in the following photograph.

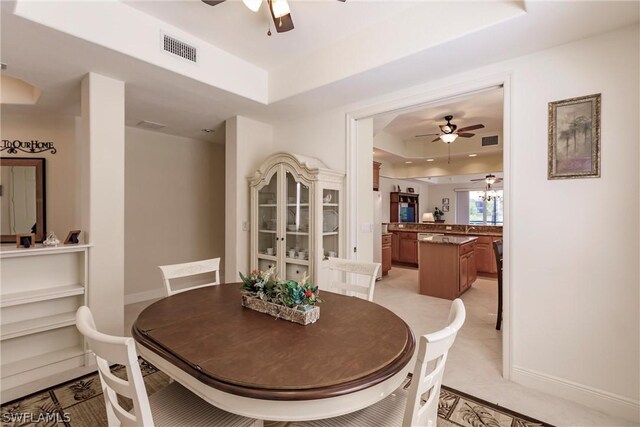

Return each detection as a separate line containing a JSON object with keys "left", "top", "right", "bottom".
{"left": 284, "top": 170, "right": 309, "bottom": 280}
{"left": 258, "top": 173, "right": 278, "bottom": 259}
{"left": 322, "top": 189, "right": 339, "bottom": 260}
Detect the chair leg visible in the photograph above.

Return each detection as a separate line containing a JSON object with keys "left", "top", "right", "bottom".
{"left": 496, "top": 272, "right": 503, "bottom": 330}
{"left": 251, "top": 420, "right": 264, "bottom": 427}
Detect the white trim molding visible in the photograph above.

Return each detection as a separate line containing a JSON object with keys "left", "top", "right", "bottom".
{"left": 512, "top": 366, "right": 640, "bottom": 423}
{"left": 124, "top": 288, "right": 165, "bottom": 305}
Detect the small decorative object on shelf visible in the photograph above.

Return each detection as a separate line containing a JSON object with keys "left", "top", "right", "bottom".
{"left": 16, "top": 233, "right": 35, "bottom": 248}
{"left": 407, "top": 187, "right": 415, "bottom": 193}
{"left": 42, "top": 231, "right": 61, "bottom": 247}
{"left": 434, "top": 207, "right": 444, "bottom": 221}
{"left": 64, "top": 230, "right": 81, "bottom": 245}
{"left": 239, "top": 268, "right": 322, "bottom": 325}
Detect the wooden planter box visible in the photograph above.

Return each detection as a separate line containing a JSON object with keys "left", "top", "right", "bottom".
{"left": 241, "top": 293, "right": 320, "bottom": 325}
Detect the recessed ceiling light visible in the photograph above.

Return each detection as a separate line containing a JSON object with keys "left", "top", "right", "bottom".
{"left": 468, "top": 154, "right": 478, "bottom": 157}
{"left": 201, "top": 128, "right": 215, "bottom": 133}
{"left": 426, "top": 158, "right": 435, "bottom": 162}
{"left": 405, "top": 161, "right": 413, "bottom": 164}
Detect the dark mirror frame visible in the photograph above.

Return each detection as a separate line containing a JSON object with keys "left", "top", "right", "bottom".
{"left": 1, "top": 157, "right": 46, "bottom": 243}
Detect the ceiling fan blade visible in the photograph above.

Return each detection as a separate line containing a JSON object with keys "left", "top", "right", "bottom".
{"left": 415, "top": 133, "right": 439, "bottom": 138}
{"left": 457, "top": 133, "right": 475, "bottom": 138}
{"left": 432, "top": 137, "right": 441, "bottom": 143}
{"left": 201, "top": 0, "right": 225, "bottom": 5}
{"left": 457, "top": 124, "right": 485, "bottom": 133}
{"left": 470, "top": 178, "right": 485, "bottom": 181}
{"left": 273, "top": 13, "right": 294, "bottom": 32}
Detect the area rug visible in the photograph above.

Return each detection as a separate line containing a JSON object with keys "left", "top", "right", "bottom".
{"left": 1, "top": 360, "right": 553, "bottom": 427}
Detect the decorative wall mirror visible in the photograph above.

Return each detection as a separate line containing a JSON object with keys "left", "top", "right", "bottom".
{"left": 1, "top": 158, "right": 46, "bottom": 243}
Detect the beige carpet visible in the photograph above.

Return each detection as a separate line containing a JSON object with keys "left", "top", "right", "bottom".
{"left": 1, "top": 360, "right": 552, "bottom": 426}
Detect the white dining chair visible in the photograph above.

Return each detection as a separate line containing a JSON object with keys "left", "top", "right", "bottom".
{"left": 324, "top": 257, "right": 380, "bottom": 301}
{"left": 158, "top": 257, "right": 221, "bottom": 296}
{"left": 292, "top": 299, "right": 466, "bottom": 427}
{"left": 75, "top": 306, "right": 262, "bottom": 427}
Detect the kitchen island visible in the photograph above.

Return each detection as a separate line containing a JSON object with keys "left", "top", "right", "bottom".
{"left": 418, "top": 235, "right": 478, "bottom": 300}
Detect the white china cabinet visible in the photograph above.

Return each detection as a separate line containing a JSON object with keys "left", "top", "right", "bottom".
{"left": 249, "top": 153, "right": 344, "bottom": 284}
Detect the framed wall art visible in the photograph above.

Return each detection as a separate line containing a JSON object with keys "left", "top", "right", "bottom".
{"left": 548, "top": 93, "right": 601, "bottom": 179}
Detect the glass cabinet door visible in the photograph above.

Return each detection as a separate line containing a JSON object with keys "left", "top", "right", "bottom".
{"left": 257, "top": 172, "right": 278, "bottom": 273}
{"left": 283, "top": 169, "right": 310, "bottom": 281}
{"left": 321, "top": 188, "right": 340, "bottom": 260}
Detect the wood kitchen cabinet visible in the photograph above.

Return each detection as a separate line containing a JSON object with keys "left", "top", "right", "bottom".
{"left": 382, "top": 234, "right": 392, "bottom": 275}
{"left": 419, "top": 237, "right": 477, "bottom": 300}
{"left": 373, "top": 161, "right": 381, "bottom": 191}
{"left": 391, "top": 231, "right": 418, "bottom": 267}
{"left": 473, "top": 236, "right": 500, "bottom": 275}
{"left": 391, "top": 232, "right": 400, "bottom": 262}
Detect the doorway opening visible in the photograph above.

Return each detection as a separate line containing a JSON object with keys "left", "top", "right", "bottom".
{"left": 346, "top": 76, "right": 511, "bottom": 382}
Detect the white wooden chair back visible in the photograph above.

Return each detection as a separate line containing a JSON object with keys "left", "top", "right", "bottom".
{"left": 76, "top": 306, "right": 153, "bottom": 427}
{"left": 324, "top": 257, "right": 380, "bottom": 301}
{"left": 158, "top": 257, "right": 221, "bottom": 296}
{"left": 403, "top": 299, "right": 466, "bottom": 427}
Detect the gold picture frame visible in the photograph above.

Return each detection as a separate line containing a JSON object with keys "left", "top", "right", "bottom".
{"left": 64, "top": 230, "right": 81, "bottom": 245}
{"left": 548, "top": 93, "right": 601, "bottom": 179}
{"left": 16, "top": 233, "right": 35, "bottom": 248}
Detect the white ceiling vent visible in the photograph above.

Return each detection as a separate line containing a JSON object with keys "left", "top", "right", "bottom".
{"left": 162, "top": 32, "right": 197, "bottom": 63}
{"left": 136, "top": 120, "right": 166, "bottom": 130}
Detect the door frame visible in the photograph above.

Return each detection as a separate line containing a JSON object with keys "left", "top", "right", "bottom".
{"left": 344, "top": 72, "right": 513, "bottom": 379}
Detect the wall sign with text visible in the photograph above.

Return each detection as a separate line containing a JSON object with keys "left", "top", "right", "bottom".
{"left": 1, "top": 139, "right": 57, "bottom": 155}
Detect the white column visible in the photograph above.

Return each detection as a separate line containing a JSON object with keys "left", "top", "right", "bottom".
{"left": 80, "top": 73, "right": 125, "bottom": 335}
{"left": 225, "top": 116, "right": 273, "bottom": 281}
{"left": 356, "top": 118, "right": 374, "bottom": 263}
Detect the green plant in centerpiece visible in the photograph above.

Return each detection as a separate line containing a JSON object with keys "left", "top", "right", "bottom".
{"left": 239, "top": 268, "right": 322, "bottom": 310}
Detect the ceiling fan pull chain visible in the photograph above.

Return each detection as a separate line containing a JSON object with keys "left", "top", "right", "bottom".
{"left": 448, "top": 143, "right": 451, "bottom": 164}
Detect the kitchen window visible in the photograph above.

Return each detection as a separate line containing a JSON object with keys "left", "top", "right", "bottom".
{"left": 455, "top": 189, "right": 504, "bottom": 225}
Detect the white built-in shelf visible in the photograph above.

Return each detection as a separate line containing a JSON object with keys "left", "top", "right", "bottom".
{"left": 0, "top": 284, "right": 85, "bottom": 308}
{"left": 322, "top": 232, "right": 339, "bottom": 236}
{"left": 258, "top": 204, "right": 277, "bottom": 207}
{"left": 286, "top": 231, "right": 309, "bottom": 236}
{"left": 1, "top": 312, "right": 76, "bottom": 341}
{"left": 258, "top": 229, "right": 277, "bottom": 234}
{"left": 286, "top": 258, "right": 309, "bottom": 266}
{"left": 257, "top": 254, "right": 277, "bottom": 261}
{"left": 0, "top": 244, "right": 91, "bottom": 259}
{"left": 286, "top": 203, "right": 309, "bottom": 207}
{"left": 1, "top": 346, "right": 86, "bottom": 378}
{"left": 323, "top": 203, "right": 339, "bottom": 207}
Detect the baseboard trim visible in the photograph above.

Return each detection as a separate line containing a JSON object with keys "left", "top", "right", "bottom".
{"left": 512, "top": 366, "right": 640, "bottom": 422}
{"left": 124, "top": 289, "right": 165, "bottom": 305}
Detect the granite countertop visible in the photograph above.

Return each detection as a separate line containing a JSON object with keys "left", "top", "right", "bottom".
{"left": 418, "top": 235, "right": 478, "bottom": 245}
{"left": 387, "top": 222, "right": 502, "bottom": 237}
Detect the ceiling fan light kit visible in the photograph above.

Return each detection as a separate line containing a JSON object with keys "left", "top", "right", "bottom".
{"left": 440, "top": 133, "right": 458, "bottom": 144}
{"left": 242, "top": 0, "right": 262, "bottom": 12}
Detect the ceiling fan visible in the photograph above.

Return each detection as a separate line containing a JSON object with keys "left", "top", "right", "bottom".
{"left": 471, "top": 174, "right": 503, "bottom": 188}
{"left": 415, "top": 115, "right": 485, "bottom": 144}
{"left": 202, "top": 0, "right": 346, "bottom": 34}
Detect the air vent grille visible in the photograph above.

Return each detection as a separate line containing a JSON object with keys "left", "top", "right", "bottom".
{"left": 163, "top": 33, "right": 197, "bottom": 63}
{"left": 482, "top": 135, "right": 499, "bottom": 147}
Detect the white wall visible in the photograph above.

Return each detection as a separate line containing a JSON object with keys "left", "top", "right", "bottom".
{"left": 225, "top": 116, "right": 274, "bottom": 281}
{"left": 0, "top": 114, "right": 79, "bottom": 239}
{"left": 123, "top": 127, "right": 225, "bottom": 303}
{"left": 426, "top": 183, "right": 458, "bottom": 224}
{"left": 379, "top": 176, "right": 429, "bottom": 223}
{"left": 271, "top": 25, "right": 640, "bottom": 419}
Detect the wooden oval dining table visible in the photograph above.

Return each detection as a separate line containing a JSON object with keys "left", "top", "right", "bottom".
{"left": 132, "top": 283, "right": 415, "bottom": 422}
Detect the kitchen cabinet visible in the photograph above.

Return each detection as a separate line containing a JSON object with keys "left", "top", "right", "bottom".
{"left": 381, "top": 234, "right": 392, "bottom": 275}
{"left": 391, "top": 231, "right": 418, "bottom": 266}
{"left": 419, "top": 237, "right": 477, "bottom": 300}
{"left": 473, "top": 236, "right": 500, "bottom": 275}
{"left": 391, "top": 232, "right": 400, "bottom": 262}
{"left": 373, "top": 161, "right": 381, "bottom": 191}
{"left": 249, "top": 153, "right": 344, "bottom": 284}
{"left": 390, "top": 192, "right": 419, "bottom": 223}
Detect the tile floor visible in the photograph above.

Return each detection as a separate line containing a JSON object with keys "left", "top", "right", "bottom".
{"left": 124, "top": 268, "right": 637, "bottom": 427}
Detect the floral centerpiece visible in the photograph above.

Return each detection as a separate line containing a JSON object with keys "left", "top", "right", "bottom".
{"left": 239, "top": 268, "right": 322, "bottom": 325}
